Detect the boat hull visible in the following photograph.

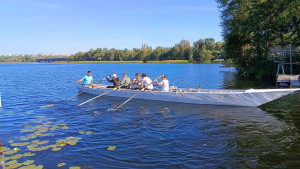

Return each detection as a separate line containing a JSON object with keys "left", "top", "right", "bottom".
{"left": 76, "top": 85, "right": 300, "bottom": 107}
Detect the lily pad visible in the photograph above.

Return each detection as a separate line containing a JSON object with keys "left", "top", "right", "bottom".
{"left": 79, "top": 131, "right": 85, "bottom": 134}
{"left": 4, "top": 150, "right": 18, "bottom": 155}
{"left": 0, "top": 146, "right": 10, "bottom": 152}
{"left": 6, "top": 160, "right": 18, "bottom": 165}
{"left": 37, "top": 140, "right": 49, "bottom": 145}
{"left": 69, "top": 167, "right": 81, "bottom": 169}
{"left": 7, "top": 162, "right": 23, "bottom": 169}
{"left": 107, "top": 146, "right": 116, "bottom": 151}
{"left": 52, "top": 147, "right": 62, "bottom": 151}
{"left": 61, "top": 126, "right": 69, "bottom": 129}
{"left": 19, "top": 164, "right": 43, "bottom": 169}
{"left": 86, "top": 131, "right": 92, "bottom": 134}
{"left": 57, "top": 163, "right": 66, "bottom": 167}
{"left": 49, "top": 126, "right": 60, "bottom": 131}
{"left": 23, "top": 160, "right": 34, "bottom": 165}
{"left": 23, "top": 152, "right": 36, "bottom": 157}
{"left": 10, "top": 153, "right": 23, "bottom": 160}
{"left": 11, "top": 142, "right": 30, "bottom": 146}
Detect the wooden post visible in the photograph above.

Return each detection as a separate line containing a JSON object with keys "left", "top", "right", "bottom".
{"left": 290, "top": 45, "right": 292, "bottom": 75}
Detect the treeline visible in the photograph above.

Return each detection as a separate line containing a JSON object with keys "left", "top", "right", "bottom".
{"left": 216, "top": 0, "right": 300, "bottom": 76}
{"left": 0, "top": 55, "right": 36, "bottom": 62}
{"left": 68, "top": 38, "right": 224, "bottom": 63}
{"left": 0, "top": 55, "right": 68, "bottom": 63}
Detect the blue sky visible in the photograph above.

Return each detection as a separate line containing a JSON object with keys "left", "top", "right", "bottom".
{"left": 0, "top": 0, "right": 222, "bottom": 55}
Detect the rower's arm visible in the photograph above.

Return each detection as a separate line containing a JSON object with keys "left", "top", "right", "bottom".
{"left": 91, "top": 80, "right": 94, "bottom": 85}
{"left": 155, "top": 79, "right": 161, "bottom": 86}
{"left": 106, "top": 77, "right": 113, "bottom": 82}
{"left": 77, "top": 79, "right": 83, "bottom": 84}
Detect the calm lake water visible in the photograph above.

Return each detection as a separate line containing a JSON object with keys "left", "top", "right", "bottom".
{"left": 0, "top": 63, "right": 299, "bottom": 168}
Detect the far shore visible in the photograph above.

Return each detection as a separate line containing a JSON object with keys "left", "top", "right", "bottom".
{"left": 0, "top": 59, "right": 225, "bottom": 64}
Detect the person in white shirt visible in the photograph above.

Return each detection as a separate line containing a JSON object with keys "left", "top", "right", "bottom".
{"left": 155, "top": 75, "right": 169, "bottom": 92}
{"left": 142, "top": 73, "right": 153, "bottom": 90}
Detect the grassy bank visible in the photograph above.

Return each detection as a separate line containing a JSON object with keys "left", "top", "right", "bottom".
{"left": 65, "top": 60, "right": 189, "bottom": 63}
{"left": 146, "top": 60, "right": 189, "bottom": 63}
{"left": 69, "top": 61, "right": 144, "bottom": 63}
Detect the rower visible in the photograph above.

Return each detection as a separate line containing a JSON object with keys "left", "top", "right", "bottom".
{"left": 77, "top": 71, "right": 94, "bottom": 87}
{"left": 142, "top": 73, "right": 153, "bottom": 90}
{"left": 106, "top": 74, "right": 120, "bottom": 88}
{"left": 131, "top": 73, "right": 143, "bottom": 89}
{"left": 155, "top": 75, "right": 169, "bottom": 92}
{"left": 120, "top": 72, "right": 131, "bottom": 89}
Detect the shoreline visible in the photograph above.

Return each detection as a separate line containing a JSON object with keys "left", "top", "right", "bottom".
{"left": 0, "top": 59, "right": 225, "bottom": 64}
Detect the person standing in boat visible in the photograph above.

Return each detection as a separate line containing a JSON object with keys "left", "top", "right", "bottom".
{"left": 131, "top": 73, "right": 143, "bottom": 89}
{"left": 120, "top": 72, "right": 131, "bottom": 89}
{"left": 155, "top": 75, "right": 170, "bottom": 92}
{"left": 77, "top": 71, "right": 94, "bottom": 87}
{"left": 142, "top": 73, "right": 154, "bottom": 90}
{"left": 106, "top": 74, "right": 120, "bottom": 88}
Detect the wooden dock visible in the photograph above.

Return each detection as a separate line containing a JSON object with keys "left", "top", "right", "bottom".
{"left": 277, "top": 74, "right": 300, "bottom": 87}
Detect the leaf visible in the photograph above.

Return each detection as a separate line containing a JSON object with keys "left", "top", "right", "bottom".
{"left": 86, "top": 131, "right": 92, "bottom": 134}
{"left": 57, "top": 163, "right": 66, "bottom": 167}
{"left": 79, "top": 131, "right": 85, "bottom": 134}
{"left": 107, "top": 146, "right": 116, "bottom": 151}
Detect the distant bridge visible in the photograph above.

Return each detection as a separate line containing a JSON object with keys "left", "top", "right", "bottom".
{"left": 36, "top": 58, "right": 67, "bottom": 63}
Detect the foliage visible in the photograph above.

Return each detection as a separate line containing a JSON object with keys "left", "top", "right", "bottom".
{"left": 216, "top": 0, "right": 300, "bottom": 76}
{"left": 68, "top": 38, "right": 224, "bottom": 63}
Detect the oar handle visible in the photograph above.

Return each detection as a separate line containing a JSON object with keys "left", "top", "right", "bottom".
{"left": 77, "top": 87, "right": 117, "bottom": 106}
{"left": 113, "top": 75, "right": 162, "bottom": 110}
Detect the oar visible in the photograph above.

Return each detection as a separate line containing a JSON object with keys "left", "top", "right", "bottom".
{"left": 67, "top": 76, "right": 109, "bottom": 102}
{"left": 77, "top": 87, "right": 118, "bottom": 106}
{"left": 112, "top": 76, "right": 161, "bottom": 111}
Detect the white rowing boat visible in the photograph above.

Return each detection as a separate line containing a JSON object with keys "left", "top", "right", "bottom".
{"left": 76, "top": 84, "right": 300, "bottom": 107}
